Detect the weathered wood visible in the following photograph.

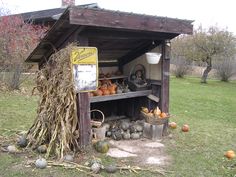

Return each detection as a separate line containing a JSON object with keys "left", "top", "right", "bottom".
{"left": 81, "top": 29, "right": 177, "bottom": 40}
{"left": 77, "top": 92, "right": 91, "bottom": 147}
{"left": 118, "top": 40, "right": 161, "bottom": 67}
{"left": 70, "top": 7, "right": 193, "bottom": 34}
{"left": 160, "top": 40, "right": 170, "bottom": 135}
{"left": 90, "top": 90, "right": 152, "bottom": 103}
{"left": 76, "top": 36, "right": 91, "bottom": 147}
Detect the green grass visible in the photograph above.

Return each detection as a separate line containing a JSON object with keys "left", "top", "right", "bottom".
{"left": 1, "top": 76, "right": 236, "bottom": 176}
{"left": 165, "top": 77, "right": 236, "bottom": 177}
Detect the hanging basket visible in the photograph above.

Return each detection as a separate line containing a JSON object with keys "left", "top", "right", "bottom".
{"left": 90, "top": 109, "right": 105, "bottom": 128}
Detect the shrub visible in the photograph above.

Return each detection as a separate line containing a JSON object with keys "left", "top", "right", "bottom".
{"left": 171, "top": 56, "right": 192, "bottom": 78}
{"left": 214, "top": 57, "right": 236, "bottom": 82}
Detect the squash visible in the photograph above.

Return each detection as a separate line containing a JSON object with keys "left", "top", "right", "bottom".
{"left": 94, "top": 140, "right": 109, "bottom": 153}
{"left": 37, "top": 145, "right": 47, "bottom": 153}
{"left": 135, "top": 124, "right": 143, "bottom": 132}
{"left": 105, "top": 164, "right": 118, "bottom": 173}
{"left": 35, "top": 157, "right": 47, "bottom": 169}
{"left": 123, "top": 131, "right": 131, "bottom": 140}
{"left": 120, "top": 121, "right": 130, "bottom": 131}
{"left": 64, "top": 154, "right": 74, "bottom": 162}
{"left": 153, "top": 107, "right": 161, "bottom": 117}
{"left": 91, "top": 162, "right": 101, "bottom": 173}
{"left": 225, "top": 150, "right": 235, "bottom": 159}
{"left": 110, "top": 90, "right": 116, "bottom": 95}
{"left": 160, "top": 112, "right": 168, "bottom": 118}
{"left": 17, "top": 135, "right": 28, "bottom": 148}
{"left": 7, "top": 145, "right": 18, "bottom": 153}
{"left": 141, "top": 107, "right": 149, "bottom": 114}
{"left": 169, "top": 122, "right": 177, "bottom": 129}
{"left": 102, "top": 89, "right": 110, "bottom": 96}
{"left": 182, "top": 124, "right": 189, "bottom": 132}
{"left": 106, "top": 131, "right": 112, "bottom": 137}
{"left": 116, "top": 88, "right": 123, "bottom": 94}
{"left": 112, "top": 130, "right": 122, "bottom": 141}
{"left": 131, "top": 133, "right": 140, "bottom": 139}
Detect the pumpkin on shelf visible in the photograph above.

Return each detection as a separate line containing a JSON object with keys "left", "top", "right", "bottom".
{"left": 103, "top": 89, "right": 110, "bottom": 96}
{"left": 93, "top": 89, "right": 103, "bottom": 96}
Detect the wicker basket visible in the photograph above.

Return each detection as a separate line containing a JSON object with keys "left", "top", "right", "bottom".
{"left": 140, "top": 111, "right": 169, "bottom": 125}
{"left": 90, "top": 109, "right": 105, "bottom": 128}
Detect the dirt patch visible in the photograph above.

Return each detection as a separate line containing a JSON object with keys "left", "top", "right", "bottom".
{"left": 107, "top": 138, "right": 171, "bottom": 166}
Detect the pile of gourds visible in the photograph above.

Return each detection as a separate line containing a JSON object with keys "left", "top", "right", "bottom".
{"left": 105, "top": 121, "right": 144, "bottom": 141}
{"left": 141, "top": 106, "right": 168, "bottom": 119}
{"left": 90, "top": 80, "right": 117, "bottom": 96}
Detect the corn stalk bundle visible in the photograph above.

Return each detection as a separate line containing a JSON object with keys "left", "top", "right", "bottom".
{"left": 27, "top": 44, "right": 79, "bottom": 159}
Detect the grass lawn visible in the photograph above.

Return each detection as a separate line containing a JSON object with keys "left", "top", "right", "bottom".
{"left": 0, "top": 76, "right": 236, "bottom": 176}
{"left": 166, "top": 77, "right": 236, "bottom": 177}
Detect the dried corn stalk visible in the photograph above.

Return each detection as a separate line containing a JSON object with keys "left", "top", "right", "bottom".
{"left": 27, "top": 44, "right": 79, "bottom": 159}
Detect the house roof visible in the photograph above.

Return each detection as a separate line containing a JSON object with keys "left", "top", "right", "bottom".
{"left": 18, "top": 3, "right": 99, "bottom": 23}
{"left": 25, "top": 6, "right": 193, "bottom": 65}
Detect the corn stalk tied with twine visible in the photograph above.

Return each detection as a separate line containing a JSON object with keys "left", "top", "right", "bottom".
{"left": 27, "top": 44, "right": 80, "bottom": 160}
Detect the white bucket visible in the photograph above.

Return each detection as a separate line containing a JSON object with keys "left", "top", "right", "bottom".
{"left": 146, "top": 52, "right": 162, "bottom": 64}
{"left": 93, "top": 126, "right": 106, "bottom": 140}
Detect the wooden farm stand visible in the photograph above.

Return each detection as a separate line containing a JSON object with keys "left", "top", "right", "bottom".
{"left": 25, "top": 6, "right": 193, "bottom": 147}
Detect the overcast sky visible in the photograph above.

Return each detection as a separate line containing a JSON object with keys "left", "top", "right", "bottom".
{"left": 1, "top": 0, "right": 235, "bottom": 34}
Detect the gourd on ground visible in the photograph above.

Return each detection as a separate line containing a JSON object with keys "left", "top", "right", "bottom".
{"left": 94, "top": 140, "right": 109, "bottom": 153}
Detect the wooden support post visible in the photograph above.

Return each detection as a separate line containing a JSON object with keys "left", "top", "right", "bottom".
{"left": 77, "top": 92, "right": 91, "bottom": 147}
{"left": 161, "top": 40, "right": 170, "bottom": 135}
{"left": 76, "top": 36, "right": 91, "bottom": 147}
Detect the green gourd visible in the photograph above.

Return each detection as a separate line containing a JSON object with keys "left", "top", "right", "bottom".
{"left": 94, "top": 140, "right": 109, "bottom": 153}
{"left": 105, "top": 164, "right": 118, "bottom": 173}
{"left": 17, "top": 135, "right": 28, "bottom": 148}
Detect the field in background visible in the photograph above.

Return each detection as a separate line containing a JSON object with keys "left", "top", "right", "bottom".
{"left": 0, "top": 76, "right": 236, "bottom": 176}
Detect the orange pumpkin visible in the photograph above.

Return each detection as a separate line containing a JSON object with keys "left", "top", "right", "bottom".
{"left": 225, "top": 150, "right": 235, "bottom": 159}
{"left": 160, "top": 112, "right": 168, "bottom": 118}
{"left": 100, "top": 84, "right": 108, "bottom": 92}
{"left": 169, "top": 122, "right": 177, "bottom": 129}
{"left": 110, "top": 90, "right": 116, "bottom": 95}
{"left": 182, "top": 124, "right": 189, "bottom": 132}
{"left": 103, "top": 89, "right": 110, "bottom": 96}
{"left": 95, "top": 89, "right": 103, "bottom": 96}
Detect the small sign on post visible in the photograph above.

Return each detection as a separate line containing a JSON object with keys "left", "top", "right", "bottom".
{"left": 71, "top": 47, "right": 98, "bottom": 92}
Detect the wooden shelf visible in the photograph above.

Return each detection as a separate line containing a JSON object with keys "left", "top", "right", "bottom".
{"left": 90, "top": 90, "right": 152, "bottom": 103}
{"left": 98, "top": 75, "right": 128, "bottom": 80}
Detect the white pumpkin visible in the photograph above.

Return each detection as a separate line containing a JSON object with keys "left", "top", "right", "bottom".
{"left": 91, "top": 162, "right": 101, "bottom": 173}
{"left": 7, "top": 145, "right": 17, "bottom": 153}
{"left": 35, "top": 158, "right": 47, "bottom": 169}
{"left": 64, "top": 154, "right": 74, "bottom": 162}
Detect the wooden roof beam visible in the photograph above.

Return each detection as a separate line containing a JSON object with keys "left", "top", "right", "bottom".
{"left": 69, "top": 7, "right": 193, "bottom": 35}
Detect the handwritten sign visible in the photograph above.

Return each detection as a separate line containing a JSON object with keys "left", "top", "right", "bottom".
{"left": 71, "top": 47, "right": 98, "bottom": 92}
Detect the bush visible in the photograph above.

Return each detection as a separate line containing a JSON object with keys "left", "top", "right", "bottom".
{"left": 214, "top": 57, "right": 236, "bottom": 82}
{"left": 171, "top": 56, "right": 192, "bottom": 78}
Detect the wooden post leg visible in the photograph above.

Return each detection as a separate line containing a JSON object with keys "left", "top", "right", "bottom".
{"left": 77, "top": 92, "right": 91, "bottom": 147}
{"left": 161, "top": 40, "right": 170, "bottom": 135}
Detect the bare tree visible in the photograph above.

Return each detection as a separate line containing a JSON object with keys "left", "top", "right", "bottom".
{"left": 171, "top": 26, "right": 236, "bottom": 83}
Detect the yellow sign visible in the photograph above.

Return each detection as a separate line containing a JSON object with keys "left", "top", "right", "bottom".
{"left": 71, "top": 47, "right": 97, "bottom": 64}
{"left": 71, "top": 47, "right": 98, "bottom": 92}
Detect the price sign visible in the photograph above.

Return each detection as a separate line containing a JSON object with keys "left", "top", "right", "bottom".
{"left": 71, "top": 47, "right": 98, "bottom": 92}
